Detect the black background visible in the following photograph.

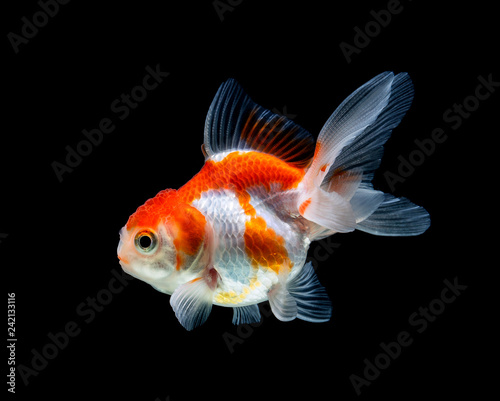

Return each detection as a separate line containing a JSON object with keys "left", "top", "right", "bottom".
{"left": 3, "top": 1, "right": 496, "bottom": 400}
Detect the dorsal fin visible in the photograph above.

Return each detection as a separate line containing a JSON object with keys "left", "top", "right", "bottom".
{"left": 203, "top": 79, "right": 315, "bottom": 169}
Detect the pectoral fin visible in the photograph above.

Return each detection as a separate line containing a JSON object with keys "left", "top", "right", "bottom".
{"left": 268, "top": 281, "right": 298, "bottom": 322}
{"left": 170, "top": 276, "right": 215, "bottom": 331}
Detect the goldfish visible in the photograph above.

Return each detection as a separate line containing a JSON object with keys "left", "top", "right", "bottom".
{"left": 117, "top": 72, "right": 430, "bottom": 330}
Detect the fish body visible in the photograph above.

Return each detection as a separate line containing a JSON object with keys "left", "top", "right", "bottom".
{"left": 180, "top": 150, "right": 309, "bottom": 307}
{"left": 117, "top": 72, "right": 430, "bottom": 330}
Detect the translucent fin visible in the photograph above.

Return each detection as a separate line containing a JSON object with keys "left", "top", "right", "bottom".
{"left": 326, "top": 72, "right": 414, "bottom": 185}
{"left": 169, "top": 277, "right": 214, "bottom": 331}
{"left": 232, "top": 304, "right": 261, "bottom": 325}
{"left": 204, "top": 79, "right": 315, "bottom": 168}
{"left": 324, "top": 169, "right": 363, "bottom": 201}
{"left": 350, "top": 187, "right": 384, "bottom": 223}
{"left": 287, "top": 262, "right": 332, "bottom": 323}
{"left": 298, "top": 187, "right": 356, "bottom": 233}
{"left": 268, "top": 281, "right": 297, "bottom": 322}
{"left": 356, "top": 194, "right": 430, "bottom": 236}
{"left": 307, "top": 71, "right": 396, "bottom": 184}
{"left": 298, "top": 72, "right": 396, "bottom": 234}
{"left": 299, "top": 72, "right": 429, "bottom": 238}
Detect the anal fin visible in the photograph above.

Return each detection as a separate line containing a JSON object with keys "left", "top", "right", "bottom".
{"left": 287, "top": 262, "right": 332, "bottom": 322}
{"left": 232, "top": 305, "right": 261, "bottom": 325}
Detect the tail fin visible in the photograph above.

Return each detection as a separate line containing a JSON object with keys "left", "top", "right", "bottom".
{"left": 298, "top": 72, "right": 430, "bottom": 239}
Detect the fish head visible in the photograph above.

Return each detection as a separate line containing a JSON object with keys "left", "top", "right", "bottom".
{"left": 117, "top": 189, "right": 209, "bottom": 293}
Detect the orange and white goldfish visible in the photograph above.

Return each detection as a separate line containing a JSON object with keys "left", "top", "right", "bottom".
{"left": 117, "top": 72, "right": 430, "bottom": 330}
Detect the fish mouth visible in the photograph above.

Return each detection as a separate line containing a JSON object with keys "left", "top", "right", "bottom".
{"left": 118, "top": 254, "right": 130, "bottom": 264}
{"left": 117, "top": 235, "right": 130, "bottom": 265}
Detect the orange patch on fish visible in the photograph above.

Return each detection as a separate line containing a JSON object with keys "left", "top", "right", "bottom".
{"left": 171, "top": 204, "right": 207, "bottom": 269}
{"left": 236, "top": 190, "right": 257, "bottom": 217}
{"left": 244, "top": 216, "right": 291, "bottom": 274}
{"left": 299, "top": 197, "right": 312, "bottom": 215}
{"left": 126, "top": 189, "right": 180, "bottom": 230}
{"left": 178, "top": 151, "right": 305, "bottom": 204}
{"left": 313, "top": 141, "right": 322, "bottom": 158}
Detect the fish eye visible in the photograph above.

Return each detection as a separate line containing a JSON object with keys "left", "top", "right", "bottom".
{"left": 134, "top": 230, "right": 158, "bottom": 254}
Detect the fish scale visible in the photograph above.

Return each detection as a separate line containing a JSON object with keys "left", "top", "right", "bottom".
{"left": 189, "top": 158, "right": 308, "bottom": 306}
